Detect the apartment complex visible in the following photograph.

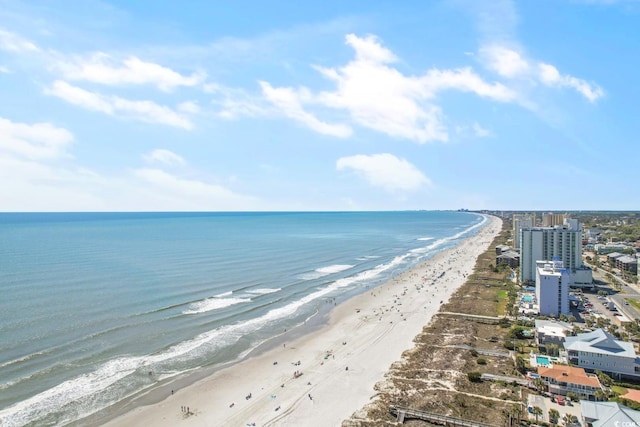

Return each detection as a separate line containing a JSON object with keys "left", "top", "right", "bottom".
{"left": 519, "top": 220, "right": 584, "bottom": 284}
{"left": 535, "top": 260, "right": 570, "bottom": 317}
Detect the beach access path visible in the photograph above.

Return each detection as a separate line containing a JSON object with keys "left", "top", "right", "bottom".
{"left": 104, "top": 215, "right": 502, "bottom": 427}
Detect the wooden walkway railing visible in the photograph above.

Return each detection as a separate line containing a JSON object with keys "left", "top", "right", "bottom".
{"left": 436, "top": 312, "right": 505, "bottom": 324}
{"left": 389, "top": 406, "right": 497, "bottom": 427}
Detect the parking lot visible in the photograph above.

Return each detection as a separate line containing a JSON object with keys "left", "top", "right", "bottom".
{"left": 527, "top": 394, "right": 582, "bottom": 425}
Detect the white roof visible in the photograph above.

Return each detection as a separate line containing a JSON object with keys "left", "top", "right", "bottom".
{"left": 535, "top": 319, "right": 572, "bottom": 337}
{"left": 564, "top": 329, "right": 636, "bottom": 358}
{"left": 581, "top": 401, "right": 640, "bottom": 426}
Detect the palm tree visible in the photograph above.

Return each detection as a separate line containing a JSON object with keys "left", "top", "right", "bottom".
{"left": 548, "top": 408, "right": 560, "bottom": 425}
{"left": 534, "top": 377, "right": 547, "bottom": 394}
{"left": 531, "top": 406, "right": 543, "bottom": 423}
{"left": 595, "top": 389, "right": 608, "bottom": 401}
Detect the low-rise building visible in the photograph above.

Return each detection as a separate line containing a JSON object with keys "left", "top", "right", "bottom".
{"left": 537, "top": 365, "right": 602, "bottom": 400}
{"left": 563, "top": 329, "right": 640, "bottom": 381}
{"left": 535, "top": 319, "right": 573, "bottom": 347}
{"left": 616, "top": 255, "right": 638, "bottom": 274}
{"left": 496, "top": 250, "right": 519, "bottom": 269}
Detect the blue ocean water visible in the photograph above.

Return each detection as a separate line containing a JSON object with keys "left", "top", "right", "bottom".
{"left": 0, "top": 211, "right": 486, "bottom": 426}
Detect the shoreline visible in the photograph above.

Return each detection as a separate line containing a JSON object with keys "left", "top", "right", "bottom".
{"left": 102, "top": 214, "right": 502, "bottom": 427}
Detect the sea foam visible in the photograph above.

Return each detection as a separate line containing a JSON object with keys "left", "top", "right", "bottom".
{"left": 183, "top": 297, "right": 250, "bottom": 315}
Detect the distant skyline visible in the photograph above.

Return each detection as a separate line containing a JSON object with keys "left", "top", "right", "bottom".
{"left": 0, "top": 0, "right": 637, "bottom": 211}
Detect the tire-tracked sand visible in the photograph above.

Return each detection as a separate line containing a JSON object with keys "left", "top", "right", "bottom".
{"left": 104, "top": 215, "right": 502, "bottom": 427}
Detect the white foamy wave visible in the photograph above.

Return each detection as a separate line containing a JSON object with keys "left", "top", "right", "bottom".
{"left": 0, "top": 251, "right": 416, "bottom": 427}
{"left": 245, "top": 288, "right": 281, "bottom": 295}
{"left": 298, "top": 264, "right": 353, "bottom": 280}
{"left": 417, "top": 237, "right": 434, "bottom": 241}
{"left": 317, "top": 264, "right": 353, "bottom": 274}
{"left": 183, "top": 297, "right": 250, "bottom": 314}
{"left": 411, "top": 214, "right": 487, "bottom": 258}
{"left": 214, "top": 291, "right": 232, "bottom": 298}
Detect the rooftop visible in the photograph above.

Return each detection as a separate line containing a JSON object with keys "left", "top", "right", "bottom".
{"left": 538, "top": 365, "right": 601, "bottom": 388}
{"left": 564, "top": 329, "right": 637, "bottom": 358}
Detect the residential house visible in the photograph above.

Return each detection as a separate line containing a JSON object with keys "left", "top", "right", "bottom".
{"left": 537, "top": 365, "right": 602, "bottom": 400}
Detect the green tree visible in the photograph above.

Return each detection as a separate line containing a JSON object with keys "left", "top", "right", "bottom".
{"left": 531, "top": 406, "right": 543, "bottom": 423}
{"left": 595, "top": 389, "right": 608, "bottom": 401}
{"left": 468, "top": 371, "right": 482, "bottom": 382}
{"left": 566, "top": 391, "right": 579, "bottom": 402}
{"left": 534, "top": 377, "right": 547, "bottom": 394}
{"left": 595, "top": 370, "right": 613, "bottom": 387}
{"left": 548, "top": 408, "right": 560, "bottom": 425}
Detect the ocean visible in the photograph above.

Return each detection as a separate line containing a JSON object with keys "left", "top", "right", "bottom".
{"left": 0, "top": 211, "right": 486, "bottom": 426}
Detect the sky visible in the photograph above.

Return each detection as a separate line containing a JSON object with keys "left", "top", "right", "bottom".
{"left": 0, "top": 0, "right": 638, "bottom": 212}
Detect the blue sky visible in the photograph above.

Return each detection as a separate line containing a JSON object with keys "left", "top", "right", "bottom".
{"left": 0, "top": 0, "right": 637, "bottom": 211}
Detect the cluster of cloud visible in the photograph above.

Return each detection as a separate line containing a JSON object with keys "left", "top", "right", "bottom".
{"left": 0, "top": 115, "right": 259, "bottom": 210}
{"left": 56, "top": 53, "right": 206, "bottom": 92}
{"left": 0, "top": 19, "right": 607, "bottom": 206}
{"left": 336, "top": 153, "right": 431, "bottom": 192}
{"left": 0, "top": 28, "right": 202, "bottom": 130}
{"left": 0, "top": 117, "right": 74, "bottom": 160}
{"left": 259, "top": 34, "right": 515, "bottom": 144}
{"left": 45, "top": 80, "right": 193, "bottom": 129}
{"left": 479, "top": 44, "right": 604, "bottom": 102}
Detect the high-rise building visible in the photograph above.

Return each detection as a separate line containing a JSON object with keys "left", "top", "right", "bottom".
{"left": 519, "top": 220, "right": 583, "bottom": 284}
{"left": 513, "top": 214, "right": 534, "bottom": 249}
{"left": 536, "top": 259, "right": 570, "bottom": 317}
{"left": 542, "top": 212, "right": 566, "bottom": 227}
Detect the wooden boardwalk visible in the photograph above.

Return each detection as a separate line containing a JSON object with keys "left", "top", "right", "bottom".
{"left": 436, "top": 312, "right": 504, "bottom": 324}
{"left": 389, "top": 406, "right": 497, "bottom": 427}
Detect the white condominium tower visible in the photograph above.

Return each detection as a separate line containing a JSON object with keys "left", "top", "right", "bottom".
{"left": 519, "top": 220, "right": 582, "bottom": 284}
{"left": 536, "top": 259, "right": 570, "bottom": 317}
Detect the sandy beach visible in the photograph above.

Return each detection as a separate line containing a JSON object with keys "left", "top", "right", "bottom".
{"left": 103, "top": 215, "right": 502, "bottom": 427}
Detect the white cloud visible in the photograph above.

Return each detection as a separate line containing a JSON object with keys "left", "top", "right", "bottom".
{"left": 479, "top": 44, "right": 605, "bottom": 103}
{"left": 177, "top": 101, "right": 200, "bottom": 114}
{"left": 479, "top": 45, "right": 529, "bottom": 78}
{"left": 0, "top": 117, "right": 74, "bottom": 159}
{"left": 45, "top": 80, "right": 193, "bottom": 129}
{"left": 133, "top": 168, "right": 259, "bottom": 209}
{"left": 0, "top": 28, "right": 39, "bottom": 52}
{"left": 336, "top": 153, "right": 431, "bottom": 192}
{"left": 143, "top": 149, "right": 186, "bottom": 167}
{"left": 0, "top": 65, "right": 10, "bottom": 73}
{"left": 538, "top": 63, "right": 604, "bottom": 102}
{"left": 472, "top": 122, "right": 491, "bottom": 137}
{"left": 57, "top": 53, "right": 206, "bottom": 91}
{"left": 263, "top": 34, "right": 513, "bottom": 143}
{"left": 259, "top": 81, "right": 352, "bottom": 137}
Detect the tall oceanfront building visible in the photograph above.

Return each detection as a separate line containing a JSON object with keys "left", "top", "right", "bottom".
{"left": 542, "top": 212, "right": 566, "bottom": 227}
{"left": 519, "top": 220, "right": 583, "bottom": 284}
{"left": 536, "top": 259, "right": 570, "bottom": 317}
{"left": 512, "top": 214, "right": 534, "bottom": 249}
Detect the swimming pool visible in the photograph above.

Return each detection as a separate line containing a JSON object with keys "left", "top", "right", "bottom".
{"left": 522, "top": 295, "right": 534, "bottom": 303}
{"left": 536, "top": 356, "right": 550, "bottom": 366}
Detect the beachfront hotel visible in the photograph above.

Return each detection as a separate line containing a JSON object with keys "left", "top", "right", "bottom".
{"left": 563, "top": 329, "right": 640, "bottom": 381}
{"left": 535, "top": 259, "right": 570, "bottom": 317}
{"left": 519, "top": 219, "right": 592, "bottom": 287}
